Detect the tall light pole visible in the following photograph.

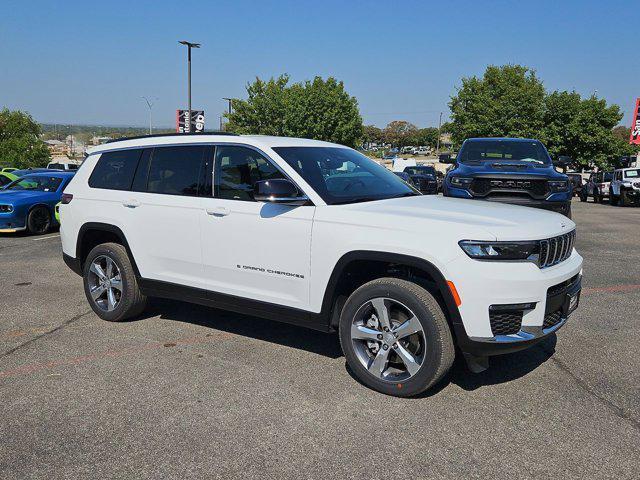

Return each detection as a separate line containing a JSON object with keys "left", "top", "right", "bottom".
{"left": 222, "top": 97, "right": 233, "bottom": 131}
{"left": 178, "top": 40, "right": 201, "bottom": 133}
{"left": 142, "top": 96, "right": 158, "bottom": 135}
{"left": 436, "top": 111, "right": 443, "bottom": 155}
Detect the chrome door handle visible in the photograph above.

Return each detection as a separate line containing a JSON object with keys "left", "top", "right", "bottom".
{"left": 122, "top": 200, "right": 141, "bottom": 208}
{"left": 206, "top": 206, "right": 230, "bottom": 217}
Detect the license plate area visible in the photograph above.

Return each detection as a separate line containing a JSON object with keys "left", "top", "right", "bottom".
{"left": 565, "top": 290, "right": 580, "bottom": 316}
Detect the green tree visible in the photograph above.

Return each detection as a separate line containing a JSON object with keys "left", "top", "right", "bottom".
{"left": 448, "top": 65, "right": 546, "bottom": 145}
{"left": 542, "top": 93, "right": 625, "bottom": 169}
{"left": 413, "top": 127, "right": 439, "bottom": 148}
{"left": 383, "top": 120, "right": 418, "bottom": 147}
{"left": 0, "top": 108, "right": 50, "bottom": 169}
{"left": 226, "top": 74, "right": 363, "bottom": 147}
{"left": 363, "top": 124, "right": 384, "bottom": 145}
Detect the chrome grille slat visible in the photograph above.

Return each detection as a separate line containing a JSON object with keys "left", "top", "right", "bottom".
{"left": 538, "top": 230, "right": 575, "bottom": 268}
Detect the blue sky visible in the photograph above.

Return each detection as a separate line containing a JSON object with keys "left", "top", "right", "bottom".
{"left": 1, "top": 0, "right": 636, "bottom": 129}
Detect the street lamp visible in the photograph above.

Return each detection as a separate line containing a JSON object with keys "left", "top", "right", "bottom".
{"left": 222, "top": 97, "right": 233, "bottom": 130}
{"left": 142, "top": 96, "right": 158, "bottom": 135}
{"left": 178, "top": 40, "right": 201, "bottom": 133}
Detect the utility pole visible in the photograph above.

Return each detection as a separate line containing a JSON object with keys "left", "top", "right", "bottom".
{"left": 178, "top": 40, "right": 201, "bottom": 133}
{"left": 142, "top": 96, "right": 158, "bottom": 135}
{"left": 436, "top": 111, "right": 443, "bottom": 155}
{"left": 221, "top": 97, "right": 233, "bottom": 131}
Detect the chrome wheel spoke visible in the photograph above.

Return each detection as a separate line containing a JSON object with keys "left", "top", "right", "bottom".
{"left": 368, "top": 347, "right": 391, "bottom": 378}
{"left": 393, "top": 316, "right": 421, "bottom": 340}
{"left": 90, "top": 262, "right": 107, "bottom": 281}
{"left": 351, "top": 324, "right": 380, "bottom": 341}
{"left": 110, "top": 276, "right": 122, "bottom": 292}
{"left": 90, "top": 284, "right": 106, "bottom": 300}
{"left": 370, "top": 298, "right": 391, "bottom": 331}
{"left": 395, "top": 344, "right": 421, "bottom": 376}
{"left": 105, "top": 257, "right": 114, "bottom": 278}
{"left": 106, "top": 288, "right": 117, "bottom": 311}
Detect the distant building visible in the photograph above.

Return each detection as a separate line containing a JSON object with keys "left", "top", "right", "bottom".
{"left": 92, "top": 136, "right": 113, "bottom": 145}
{"left": 44, "top": 139, "right": 69, "bottom": 156}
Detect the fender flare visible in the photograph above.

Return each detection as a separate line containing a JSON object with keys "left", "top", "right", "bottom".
{"left": 76, "top": 222, "right": 141, "bottom": 277}
{"left": 319, "top": 250, "right": 463, "bottom": 330}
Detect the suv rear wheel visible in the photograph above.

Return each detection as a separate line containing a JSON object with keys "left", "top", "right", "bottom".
{"left": 83, "top": 242, "right": 147, "bottom": 321}
{"left": 339, "top": 278, "right": 454, "bottom": 397}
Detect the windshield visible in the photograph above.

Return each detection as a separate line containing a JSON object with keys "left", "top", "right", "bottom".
{"left": 6, "top": 175, "right": 63, "bottom": 192}
{"left": 405, "top": 166, "right": 436, "bottom": 176}
{"left": 458, "top": 140, "right": 551, "bottom": 164}
{"left": 624, "top": 169, "right": 639, "bottom": 178}
{"left": 273, "top": 147, "right": 418, "bottom": 205}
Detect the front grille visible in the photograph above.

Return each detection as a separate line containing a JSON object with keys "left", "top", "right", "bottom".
{"left": 547, "top": 274, "right": 580, "bottom": 297}
{"left": 543, "top": 310, "right": 563, "bottom": 329}
{"left": 538, "top": 230, "right": 576, "bottom": 268}
{"left": 413, "top": 178, "right": 436, "bottom": 191}
{"left": 489, "top": 310, "right": 523, "bottom": 336}
{"left": 470, "top": 177, "right": 549, "bottom": 199}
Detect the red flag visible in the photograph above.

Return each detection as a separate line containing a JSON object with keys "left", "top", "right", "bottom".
{"left": 630, "top": 98, "right": 640, "bottom": 145}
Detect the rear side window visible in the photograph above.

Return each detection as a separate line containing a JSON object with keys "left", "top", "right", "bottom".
{"left": 89, "top": 149, "right": 143, "bottom": 190}
{"left": 146, "top": 146, "right": 206, "bottom": 196}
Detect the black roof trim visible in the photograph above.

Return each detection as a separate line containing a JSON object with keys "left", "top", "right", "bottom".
{"left": 105, "top": 131, "right": 238, "bottom": 144}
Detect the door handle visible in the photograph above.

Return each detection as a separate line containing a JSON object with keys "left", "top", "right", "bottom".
{"left": 206, "top": 206, "right": 230, "bottom": 217}
{"left": 122, "top": 199, "right": 141, "bottom": 208}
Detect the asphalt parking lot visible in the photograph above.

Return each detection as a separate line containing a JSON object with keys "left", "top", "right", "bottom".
{"left": 1, "top": 199, "right": 639, "bottom": 479}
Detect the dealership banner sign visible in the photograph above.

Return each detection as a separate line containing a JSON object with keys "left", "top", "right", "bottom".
{"left": 176, "top": 110, "right": 205, "bottom": 133}
{"left": 630, "top": 98, "right": 640, "bottom": 145}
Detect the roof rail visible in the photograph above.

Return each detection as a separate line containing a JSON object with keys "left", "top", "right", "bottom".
{"left": 105, "top": 131, "right": 238, "bottom": 144}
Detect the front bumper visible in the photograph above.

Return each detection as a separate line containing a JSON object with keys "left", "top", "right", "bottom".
{"left": 446, "top": 186, "right": 572, "bottom": 214}
{"left": 0, "top": 211, "right": 26, "bottom": 232}
{"left": 444, "top": 249, "right": 583, "bottom": 357}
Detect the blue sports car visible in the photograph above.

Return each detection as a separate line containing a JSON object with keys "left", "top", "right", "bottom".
{"left": 0, "top": 171, "right": 75, "bottom": 234}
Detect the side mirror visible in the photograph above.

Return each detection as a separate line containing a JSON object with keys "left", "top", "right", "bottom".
{"left": 439, "top": 153, "right": 454, "bottom": 164}
{"left": 253, "top": 179, "right": 309, "bottom": 205}
{"left": 554, "top": 155, "right": 572, "bottom": 167}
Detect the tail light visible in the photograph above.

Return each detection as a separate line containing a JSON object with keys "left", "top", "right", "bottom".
{"left": 61, "top": 193, "right": 73, "bottom": 204}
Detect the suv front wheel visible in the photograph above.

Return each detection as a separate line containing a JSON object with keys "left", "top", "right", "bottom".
{"left": 339, "top": 278, "right": 455, "bottom": 397}
{"left": 83, "top": 242, "right": 147, "bottom": 322}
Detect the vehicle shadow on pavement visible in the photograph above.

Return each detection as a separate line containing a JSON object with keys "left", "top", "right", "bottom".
{"left": 447, "top": 334, "right": 558, "bottom": 392}
{"left": 143, "top": 298, "right": 344, "bottom": 359}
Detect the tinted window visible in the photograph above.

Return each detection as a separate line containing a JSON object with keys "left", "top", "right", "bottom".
{"left": 68, "top": 164, "right": 79, "bottom": 170}
{"left": 147, "top": 146, "right": 205, "bottom": 196}
{"left": 89, "top": 149, "right": 143, "bottom": 190}
{"left": 6, "top": 175, "right": 63, "bottom": 192}
{"left": 458, "top": 140, "right": 551, "bottom": 164}
{"left": 48, "top": 163, "right": 65, "bottom": 169}
{"left": 274, "top": 147, "right": 417, "bottom": 205}
{"left": 214, "top": 146, "right": 284, "bottom": 201}
{"left": 0, "top": 175, "right": 12, "bottom": 187}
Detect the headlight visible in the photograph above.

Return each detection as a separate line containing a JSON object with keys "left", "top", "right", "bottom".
{"left": 548, "top": 180, "right": 569, "bottom": 192}
{"left": 459, "top": 240, "right": 539, "bottom": 261}
{"left": 450, "top": 176, "right": 473, "bottom": 188}
{"left": 0, "top": 204, "right": 13, "bottom": 213}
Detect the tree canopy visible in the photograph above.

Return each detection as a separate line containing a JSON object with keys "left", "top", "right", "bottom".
{"left": 226, "top": 74, "right": 363, "bottom": 147}
{"left": 448, "top": 64, "right": 635, "bottom": 169}
{"left": 0, "top": 108, "right": 50, "bottom": 169}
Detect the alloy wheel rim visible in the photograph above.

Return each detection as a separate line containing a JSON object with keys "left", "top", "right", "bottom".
{"left": 350, "top": 297, "right": 426, "bottom": 382}
{"left": 32, "top": 209, "right": 50, "bottom": 232}
{"left": 88, "top": 255, "right": 123, "bottom": 312}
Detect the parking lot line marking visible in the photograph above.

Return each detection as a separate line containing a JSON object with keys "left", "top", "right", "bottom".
{"left": 0, "top": 332, "right": 233, "bottom": 380}
{"left": 32, "top": 234, "right": 60, "bottom": 241}
{"left": 582, "top": 284, "right": 640, "bottom": 294}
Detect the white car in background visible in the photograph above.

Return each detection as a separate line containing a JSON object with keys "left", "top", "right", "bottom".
{"left": 609, "top": 167, "right": 640, "bottom": 206}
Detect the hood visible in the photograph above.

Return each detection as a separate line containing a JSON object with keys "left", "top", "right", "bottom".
{"left": 453, "top": 160, "right": 567, "bottom": 179}
{"left": 336, "top": 195, "right": 575, "bottom": 241}
{"left": 0, "top": 190, "right": 50, "bottom": 201}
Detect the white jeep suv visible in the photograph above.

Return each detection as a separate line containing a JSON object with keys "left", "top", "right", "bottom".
{"left": 60, "top": 133, "right": 583, "bottom": 396}
{"left": 609, "top": 167, "right": 640, "bottom": 206}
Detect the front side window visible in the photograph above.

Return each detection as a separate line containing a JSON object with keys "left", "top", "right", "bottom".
{"left": 457, "top": 140, "right": 552, "bottom": 164}
{"left": 274, "top": 147, "right": 417, "bottom": 205}
{"left": 6, "top": 175, "right": 63, "bottom": 192}
{"left": 214, "top": 146, "right": 285, "bottom": 201}
{"left": 146, "top": 146, "right": 206, "bottom": 196}
{"left": 89, "top": 149, "right": 143, "bottom": 190}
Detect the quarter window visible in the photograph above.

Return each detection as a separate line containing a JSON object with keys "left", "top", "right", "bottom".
{"left": 89, "top": 149, "right": 143, "bottom": 190}
{"left": 214, "top": 146, "right": 285, "bottom": 201}
{"left": 146, "top": 146, "right": 206, "bottom": 196}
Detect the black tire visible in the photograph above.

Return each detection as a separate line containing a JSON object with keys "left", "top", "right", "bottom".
{"left": 579, "top": 190, "right": 587, "bottom": 202}
{"left": 83, "top": 242, "right": 147, "bottom": 322}
{"left": 26, "top": 206, "right": 51, "bottom": 235}
{"left": 610, "top": 193, "right": 619, "bottom": 206}
{"left": 620, "top": 190, "right": 630, "bottom": 207}
{"left": 339, "top": 278, "right": 455, "bottom": 397}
